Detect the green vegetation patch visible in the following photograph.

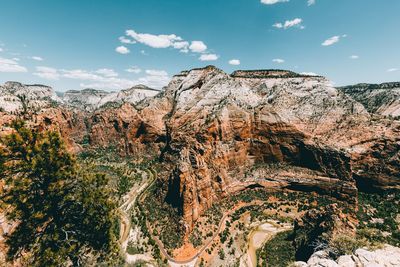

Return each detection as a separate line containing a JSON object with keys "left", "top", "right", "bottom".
{"left": 257, "top": 230, "right": 296, "bottom": 267}
{"left": 357, "top": 190, "right": 400, "bottom": 247}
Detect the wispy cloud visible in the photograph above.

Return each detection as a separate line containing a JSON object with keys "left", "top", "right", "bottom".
{"left": 229, "top": 59, "right": 241, "bottom": 65}
{"left": 31, "top": 56, "right": 44, "bottom": 61}
{"left": 199, "top": 54, "right": 219, "bottom": 61}
{"left": 272, "top": 58, "right": 285, "bottom": 63}
{"left": 307, "top": 0, "right": 316, "bottom": 6}
{"left": 33, "top": 66, "right": 60, "bottom": 80}
{"left": 115, "top": 46, "right": 130, "bottom": 54}
{"left": 350, "top": 55, "right": 359, "bottom": 59}
{"left": 32, "top": 66, "right": 169, "bottom": 89}
{"left": 0, "top": 57, "right": 27, "bottom": 73}
{"left": 125, "top": 66, "right": 142, "bottom": 74}
{"left": 322, "top": 35, "right": 343, "bottom": 46}
{"left": 387, "top": 68, "right": 398, "bottom": 72}
{"left": 119, "top": 36, "right": 136, "bottom": 44}
{"left": 273, "top": 18, "right": 304, "bottom": 29}
{"left": 261, "top": 0, "right": 289, "bottom": 4}
{"left": 95, "top": 68, "right": 118, "bottom": 77}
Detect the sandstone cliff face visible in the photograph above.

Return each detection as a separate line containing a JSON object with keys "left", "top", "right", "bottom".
{"left": 1, "top": 68, "right": 399, "bottom": 228}
{"left": 149, "top": 66, "right": 399, "bottom": 227}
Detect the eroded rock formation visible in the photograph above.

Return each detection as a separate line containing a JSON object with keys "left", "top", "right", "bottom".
{"left": 1, "top": 66, "right": 399, "bottom": 228}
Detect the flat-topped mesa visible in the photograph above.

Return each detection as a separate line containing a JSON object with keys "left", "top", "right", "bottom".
{"left": 231, "top": 69, "right": 320, "bottom": 79}
{"left": 172, "top": 65, "right": 223, "bottom": 78}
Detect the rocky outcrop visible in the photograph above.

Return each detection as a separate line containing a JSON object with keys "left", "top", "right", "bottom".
{"left": 1, "top": 68, "right": 399, "bottom": 228}
{"left": 294, "top": 245, "right": 400, "bottom": 267}
{"left": 63, "top": 85, "right": 161, "bottom": 111}
{"left": 338, "top": 82, "right": 400, "bottom": 118}
{"left": 292, "top": 204, "right": 355, "bottom": 261}
{"left": 153, "top": 66, "right": 399, "bottom": 227}
{"left": 62, "top": 88, "right": 109, "bottom": 111}
{"left": 0, "top": 81, "right": 62, "bottom": 113}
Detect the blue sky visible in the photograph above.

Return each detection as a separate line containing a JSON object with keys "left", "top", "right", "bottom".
{"left": 0, "top": 0, "right": 400, "bottom": 91}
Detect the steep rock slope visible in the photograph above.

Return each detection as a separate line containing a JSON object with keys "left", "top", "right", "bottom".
{"left": 338, "top": 82, "right": 400, "bottom": 118}
{"left": 0, "top": 81, "right": 62, "bottom": 113}
{"left": 63, "top": 85, "right": 161, "bottom": 111}
{"left": 62, "top": 88, "right": 109, "bottom": 111}
{"left": 1, "top": 68, "right": 399, "bottom": 228}
{"left": 144, "top": 66, "right": 400, "bottom": 227}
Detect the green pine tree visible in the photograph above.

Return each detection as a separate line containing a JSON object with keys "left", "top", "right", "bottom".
{"left": 0, "top": 120, "right": 121, "bottom": 266}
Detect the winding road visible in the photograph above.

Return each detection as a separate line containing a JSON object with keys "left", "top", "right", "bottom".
{"left": 119, "top": 168, "right": 157, "bottom": 248}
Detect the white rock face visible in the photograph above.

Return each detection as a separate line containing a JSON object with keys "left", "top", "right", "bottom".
{"left": 0, "top": 81, "right": 62, "bottom": 113}
{"left": 62, "top": 88, "right": 109, "bottom": 111}
{"left": 164, "top": 66, "right": 369, "bottom": 146}
{"left": 338, "top": 82, "right": 400, "bottom": 118}
{"left": 62, "top": 85, "right": 160, "bottom": 111}
{"left": 97, "top": 85, "right": 160, "bottom": 109}
{"left": 294, "top": 245, "right": 400, "bottom": 267}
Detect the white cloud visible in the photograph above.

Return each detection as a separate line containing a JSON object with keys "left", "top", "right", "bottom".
{"left": 261, "top": 0, "right": 289, "bottom": 4}
{"left": 31, "top": 56, "right": 44, "bottom": 61}
{"left": 189, "top": 41, "right": 207, "bottom": 53}
{"left": 115, "top": 46, "right": 130, "bottom": 54}
{"left": 307, "top": 0, "right": 316, "bottom": 6}
{"left": 387, "top": 68, "right": 398, "bottom": 72}
{"left": 119, "top": 36, "right": 136, "bottom": 44}
{"left": 199, "top": 54, "right": 219, "bottom": 61}
{"left": 145, "top": 69, "right": 168, "bottom": 76}
{"left": 122, "top": 29, "right": 211, "bottom": 55}
{"left": 272, "top": 58, "right": 285, "bottom": 63}
{"left": 273, "top": 18, "right": 304, "bottom": 29}
{"left": 62, "top": 69, "right": 102, "bottom": 80}
{"left": 125, "top": 66, "right": 142, "bottom": 74}
{"left": 300, "top": 72, "right": 318, "bottom": 76}
{"left": 33, "top": 66, "right": 60, "bottom": 80}
{"left": 350, "top": 55, "right": 359, "bottom": 59}
{"left": 322, "top": 36, "right": 340, "bottom": 46}
{"left": 137, "top": 70, "right": 170, "bottom": 88}
{"left": 0, "top": 48, "right": 3, "bottom": 52}
{"left": 229, "top": 59, "right": 241, "bottom": 65}
{"left": 29, "top": 63, "right": 169, "bottom": 89}
{"left": 95, "top": 68, "right": 118, "bottom": 77}
{"left": 173, "top": 41, "right": 190, "bottom": 53}
{"left": 126, "top": 29, "right": 182, "bottom": 49}
{"left": 0, "top": 57, "right": 27, "bottom": 73}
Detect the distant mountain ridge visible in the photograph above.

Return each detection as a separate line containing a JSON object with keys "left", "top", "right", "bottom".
{"left": 0, "top": 82, "right": 161, "bottom": 112}
{"left": 338, "top": 82, "right": 400, "bottom": 118}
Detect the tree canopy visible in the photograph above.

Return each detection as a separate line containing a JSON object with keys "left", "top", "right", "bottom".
{"left": 0, "top": 120, "right": 121, "bottom": 266}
